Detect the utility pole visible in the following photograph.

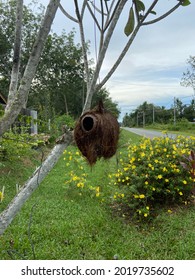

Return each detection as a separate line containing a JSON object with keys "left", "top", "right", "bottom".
{"left": 173, "top": 97, "right": 176, "bottom": 126}
{"left": 137, "top": 112, "right": 139, "bottom": 127}
{"left": 143, "top": 111, "right": 145, "bottom": 127}
{"left": 153, "top": 105, "right": 155, "bottom": 124}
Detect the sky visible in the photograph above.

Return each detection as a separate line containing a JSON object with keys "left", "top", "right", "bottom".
{"left": 25, "top": 0, "right": 195, "bottom": 121}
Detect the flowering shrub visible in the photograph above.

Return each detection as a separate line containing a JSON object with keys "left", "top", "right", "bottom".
{"left": 112, "top": 135, "right": 195, "bottom": 219}
{"left": 63, "top": 135, "right": 195, "bottom": 221}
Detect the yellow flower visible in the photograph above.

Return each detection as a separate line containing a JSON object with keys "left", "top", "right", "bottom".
{"left": 165, "top": 179, "right": 169, "bottom": 183}
{"left": 157, "top": 174, "right": 163, "bottom": 179}
{"left": 139, "top": 194, "right": 145, "bottom": 199}
{"left": 144, "top": 213, "right": 148, "bottom": 217}
{"left": 95, "top": 187, "right": 100, "bottom": 193}
{"left": 146, "top": 206, "right": 150, "bottom": 210}
{"left": 130, "top": 157, "right": 136, "bottom": 163}
{"left": 0, "top": 186, "right": 5, "bottom": 202}
{"left": 0, "top": 192, "right": 4, "bottom": 202}
{"left": 72, "top": 176, "right": 79, "bottom": 181}
{"left": 167, "top": 209, "right": 172, "bottom": 213}
{"left": 145, "top": 181, "right": 149, "bottom": 185}
{"left": 77, "top": 182, "right": 84, "bottom": 188}
{"left": 183, "top": 180, "right": 187, "bottom": 185}
{"left": 179, "top": 191, "right": 183, "bottom": 196}
{"left": 173, "top": 144, "right": 177, "bottom": 151}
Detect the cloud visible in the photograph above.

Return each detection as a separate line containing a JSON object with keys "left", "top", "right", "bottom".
{"left": 96, "top": 2, "right": 195, "bottom": 121}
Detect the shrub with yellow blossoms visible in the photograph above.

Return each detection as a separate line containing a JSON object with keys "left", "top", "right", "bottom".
{"left": 114, "top": 135, "right": 195, "bottom": 220}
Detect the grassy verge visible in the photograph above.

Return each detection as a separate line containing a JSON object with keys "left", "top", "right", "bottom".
{"left": 0, "top": 130, "right": 195, "bottom": 260}
{"left": 145, "top": 123, "right": 195, "bottom": 136}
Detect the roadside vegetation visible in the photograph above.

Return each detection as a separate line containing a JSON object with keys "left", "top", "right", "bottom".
{"left": 0, "top": 129, "right": 195, "bottom": 260}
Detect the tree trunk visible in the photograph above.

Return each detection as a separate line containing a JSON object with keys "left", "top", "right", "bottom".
{"left": 6, "top": 0, "right": 23, "bottom": 112}
{"left": 0, "top": 132, "right": 72, "bottom": 235}
{"left": 0, "top": 0, "right": 60, "bottom": 137}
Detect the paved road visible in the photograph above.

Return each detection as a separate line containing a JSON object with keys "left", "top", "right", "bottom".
{"left": 122, "top": 127, "right": 178, "bottom": 139}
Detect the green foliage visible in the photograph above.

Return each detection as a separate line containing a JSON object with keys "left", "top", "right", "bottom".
{"left": 51, "top": 114, "right": 75, "bottom": 139}
{"left": 111, "top": 135, "right": 195, "bottom": 220}
{"left": 0, "top": 131, "right": 44, "bottom": 161}
{"left": 180, "top": 0, "right": 191, "bottom": 6}
{"left": 124, "top": 6, "right": 135, "bottom": 36}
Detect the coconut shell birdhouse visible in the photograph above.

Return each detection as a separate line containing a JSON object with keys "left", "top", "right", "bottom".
{"left": 74, "top": 100, "right": 120, "bottom": 165}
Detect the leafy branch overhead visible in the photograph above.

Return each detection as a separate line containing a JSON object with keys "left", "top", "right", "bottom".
{"left": 60, "top": 0, "right": 191, "bottom": 112}
{"left": 124, "top": 0, "right": 191, "bottom": 36}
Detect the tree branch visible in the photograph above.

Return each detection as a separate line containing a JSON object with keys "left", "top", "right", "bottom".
{"left": 59, "top": 3, "right": 78, "bottom": 23}
{"left": 0, "top": 134, "right": 72, "bottom": 235}
{"left": 82, "top": 0, "right": 128, "bottom": 112}
{"left": 142, "top": 2, "right": 181, "bottom": 26}
{"left": 81, "top": 0, "right": 88, "bottom": 19}
{"left": 95, "top": 23, "right": 141, "bottom": 92}
{"left": 74, "top": 0, "right": 90, "bottom": 89}
{"left": 86, "top": 2, "right": 102, "bottom": 31}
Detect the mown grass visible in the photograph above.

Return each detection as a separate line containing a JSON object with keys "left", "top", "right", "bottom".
{"left": 0, "top": 129, "right": 195, "bottom": 260}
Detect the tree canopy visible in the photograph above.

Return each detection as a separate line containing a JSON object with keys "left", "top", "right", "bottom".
{"left": 0, "top": 0, "right": 120, "bottom": 125}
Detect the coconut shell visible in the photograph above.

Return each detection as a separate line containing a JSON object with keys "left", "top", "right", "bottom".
{"left": 74, "top": 101, "right": 120, "bottom": 165}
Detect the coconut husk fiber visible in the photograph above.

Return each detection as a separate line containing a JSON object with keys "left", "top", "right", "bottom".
{"left": 74, "top": 100, "right": 120, "bottom": 165}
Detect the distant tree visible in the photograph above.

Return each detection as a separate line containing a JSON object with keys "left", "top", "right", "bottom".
{"left": 181, "top": 56, "right": 195, "bottom": 93}
{"left": 183, "top": 99, "right": 195, "bottom": 122}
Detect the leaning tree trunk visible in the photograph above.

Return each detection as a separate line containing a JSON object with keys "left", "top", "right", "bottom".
{"left": 0, "top": 132, "right": 72, "bottom": 235}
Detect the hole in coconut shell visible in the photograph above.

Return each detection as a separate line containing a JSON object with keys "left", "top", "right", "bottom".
{"left": 81, "top": 115, "right": 96, "bottom": 132}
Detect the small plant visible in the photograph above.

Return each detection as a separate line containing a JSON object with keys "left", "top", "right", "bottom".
{"left": 180, "top": 150, "right": 195, "bottom": 194}
{"left": 0, "top": 186, "right": 5, "bottom": 202}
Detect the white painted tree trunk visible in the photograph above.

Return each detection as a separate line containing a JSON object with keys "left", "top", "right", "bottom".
{"left": 0, "top": 133, "right": 72, "bottom": 235}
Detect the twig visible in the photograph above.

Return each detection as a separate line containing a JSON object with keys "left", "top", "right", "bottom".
{"left": 142, "top": 2, "right": 181, "bottom": 26}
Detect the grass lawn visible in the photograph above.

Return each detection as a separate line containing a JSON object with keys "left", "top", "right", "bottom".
{"left": 0, "top": 129, "right": 195, "bottom": 260}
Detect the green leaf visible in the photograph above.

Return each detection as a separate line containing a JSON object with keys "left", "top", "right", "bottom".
{"left": 181, "top": 0, "right": 191, "bottom": 6}
{"left": 124, "top": 7, "right": 135, "bottom": 37}
{"left": 134, "top": 0, "right": 145, "bottom": 12}
{"left": 150, "top": 10, "right": 157, "bottom": 15}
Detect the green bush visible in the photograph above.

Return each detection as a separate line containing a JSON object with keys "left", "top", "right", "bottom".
{"left": 0, "top": 131, "right": 44, "bottom": 161}
{"left": 112, "top": 135, "right": 195, "bottom": 220}
{"left": 49, "top": 114, "right": 75, "bottom": 140}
